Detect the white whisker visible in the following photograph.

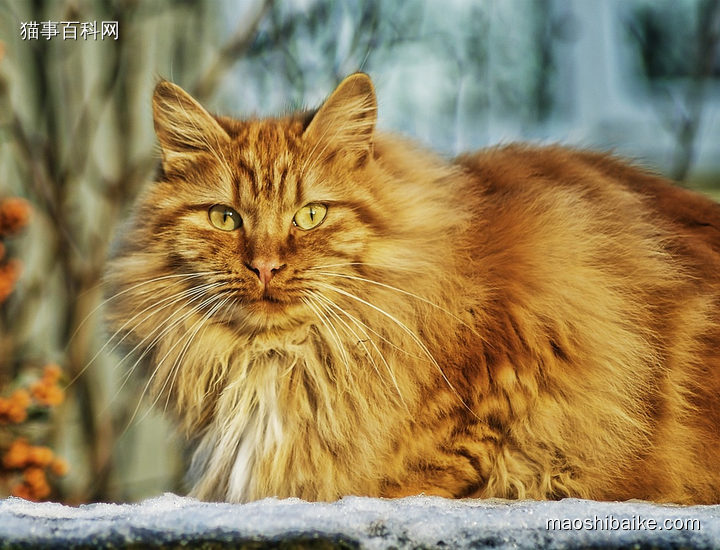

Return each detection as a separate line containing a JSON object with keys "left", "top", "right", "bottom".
{"left": 71, "top": 281, "right": 224, "bottom": 388}
{"left": 122, "top": 293, "right": 226, "bottom": 433}
{"left": 67, "top": 271, "right": 223, "bottom": 379}
{"left": 309, "top": 262, "right": 415, "bottom": 272}
{"left": 106, "top": 289, "right": 223, "bottom": 419}
{"left": 309, "top": 291, "right": 380, "bottom": 377}
{"left": 155, "top": 296, "right": 230, "bottom": 417}
{"left": 315, "top": 271, "right": 479, "bottom": 336}
{"left": 309, "top": 290, "right": 408, "bottom": 410}
{"left": 316, "top": 282, "right": 479, "bottom": 420}
{"left": 313, "top": 290, "right": 425, "bottom": 361}
{"left": 301, "top": 296, "right": 353, "bottom": 379}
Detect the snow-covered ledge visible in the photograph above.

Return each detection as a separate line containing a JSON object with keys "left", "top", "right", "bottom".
{"left": 1, "top": 494, "right": 718, "bottom": 548}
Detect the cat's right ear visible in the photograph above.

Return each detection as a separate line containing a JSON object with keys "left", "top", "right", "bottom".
{"left": 152, "top": 80, "right": 230, "bottom": 165}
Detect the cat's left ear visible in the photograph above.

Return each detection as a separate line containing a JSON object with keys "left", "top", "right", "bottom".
{"left": 304, "top": 73, "right": 377, "bottom": 165}
{"left": 152, "top": 80, "right": 230, "bottom": 165}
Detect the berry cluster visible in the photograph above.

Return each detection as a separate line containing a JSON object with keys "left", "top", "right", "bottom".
{"left": 0, "top": 197, "right": 68, "bottom": 501}
{"left": 0, "top": 365, "right": 65, "bottom": 425}
{"left": 2, "top": 437, "right": 69, "bottom": 500}
{"left": 0, "top": 197, "right": 30, "bottom": 303}
{"left": 29, "top": 364, "right": 64, "bottom": 407}
{"left": 0, "top": 388, "right": 31, "bottom": 424}
{"left": 0, "top": 365, "right": 69, "bottom": 501}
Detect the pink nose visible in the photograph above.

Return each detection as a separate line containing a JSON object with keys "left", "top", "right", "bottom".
{"left": 248, "top": 258, "right": 284, "bottom": 286}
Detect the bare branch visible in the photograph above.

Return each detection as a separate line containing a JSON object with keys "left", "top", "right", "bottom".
{"left": 191, "top": 0, "right": 273, "bottom": 102}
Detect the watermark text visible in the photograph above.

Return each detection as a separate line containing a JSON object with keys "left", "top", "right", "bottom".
{"left": 20, "top": 21, "right": 118, "bottom": 41}
{"left": 547, "top": 515, "right": 700, "bottom": 531}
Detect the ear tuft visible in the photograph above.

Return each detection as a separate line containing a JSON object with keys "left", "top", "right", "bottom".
{"left": 303, "top": 73, "right": 377, "bottom": 163}
{"left": 152, "top": 80, "right": 229, "bottom": 163}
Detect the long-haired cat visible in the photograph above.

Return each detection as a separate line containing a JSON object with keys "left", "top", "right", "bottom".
{"left": 105, "top": 73, "right": 720, "bottom": 504}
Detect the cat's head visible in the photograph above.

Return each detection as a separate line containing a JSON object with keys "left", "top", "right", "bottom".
{"left": 108, "top": 74, "right": 464, "bottom": 340}
{"left": 113, "top": 74, "right": 378, "bottom": 334}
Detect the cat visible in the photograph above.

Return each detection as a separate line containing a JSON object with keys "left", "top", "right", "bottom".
{"left": 105, "top": 73, "right": 720, "bottom": 504}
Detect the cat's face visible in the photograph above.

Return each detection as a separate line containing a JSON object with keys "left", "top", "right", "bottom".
{"left": 132, "top": 75, "right": 382, "bottom": 333}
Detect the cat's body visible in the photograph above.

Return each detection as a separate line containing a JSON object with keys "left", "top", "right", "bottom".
{"left": 106, "top": 74, "right": 720, "bottom": 504}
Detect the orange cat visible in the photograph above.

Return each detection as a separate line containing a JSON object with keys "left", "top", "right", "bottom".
{"left": 105, "top": 73, "right": 720, "bottom": 504}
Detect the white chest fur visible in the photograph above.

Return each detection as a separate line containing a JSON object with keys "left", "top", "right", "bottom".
{"left": 188, "top": 350, "right": 288, "bottom": 502}
{"left": 226, "top": 382, "right": 285, "bottom": 501}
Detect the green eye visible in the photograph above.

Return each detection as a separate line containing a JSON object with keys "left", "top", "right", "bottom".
{"left": 293, "top": 203, "right": 327, "bottom": 230}
{"left": 208, "top": 205, "right": 242, "bottom": 231}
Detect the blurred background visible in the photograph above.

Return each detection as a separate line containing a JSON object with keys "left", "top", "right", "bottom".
{"left": 0, "top": 0, "right": 718, "bottom": 504}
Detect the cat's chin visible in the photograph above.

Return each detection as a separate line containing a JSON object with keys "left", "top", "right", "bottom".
{"left": 231, "top": 298, "right": 312, "bottom": 334}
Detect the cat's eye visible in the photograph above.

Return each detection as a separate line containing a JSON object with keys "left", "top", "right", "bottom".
{"left": 293, "top": 203, "right": 328, "bottom": 230}
{"left": 208, "top": 205, "right": 242, "bottom": 231}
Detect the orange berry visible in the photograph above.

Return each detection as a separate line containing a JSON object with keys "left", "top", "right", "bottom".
{"left": 0, "top": 404, "right": 10, "bottom": 423}
{"left": 24, "top": 466, "right": 45, "bottom": 485}
{"left": 6, "top": 404, "right": 27, "bottom": 423}
{"left": 23, "top": 468, "right": 50, "bottom": 499}
{"left": 30, "top": 381, "right": 64, "bottom": 407}
{"left": 24, "top": 466, "right": 42, "bottom": 482}
{"left": 47, "top": 386, "right": 64, "bottom": 406}
{"left": 0, "top": 259, "right": 21, "bottom": 303}
{"left": 0, "top": 198, "right": 31, "bottom": 235}
{"left": 0, "top": 278, "right": 13, "bottom": 303}
{"left": 11, "top": 482, "right": 33, "bottom": 500}
{"left": 42, "top": 364, "right": 62, "bottom": 383}
{"left": 35, "top": 482, "right": 51, "bottom": 500}
{"left": 3, "top": 438, "right": 30, "bottom": 468}
{"left": 10, "top": 389, "right": 30, "bottom": 408}
{"left": 0, "top": 278, "right": 11, "bottom": 303}
{"left": 4, "top": 389, "right": 31, "bottom": 422}
{"left": 28, "top": 446, "right": 54, "bottom": 467}
{"left": 0, "top": 396, "right": 16, "bottom": 423}
{"left": 50, "top": 457, "right": 69, "bottom": 476}
{"left": 30, "top": 380, "right": 46, "bottom": 399}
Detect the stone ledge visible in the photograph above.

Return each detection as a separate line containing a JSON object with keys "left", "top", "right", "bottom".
{"left": 0, "top": 494, "right": 718, "bottom": 549}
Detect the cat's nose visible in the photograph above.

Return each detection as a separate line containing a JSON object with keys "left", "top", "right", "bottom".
{"left": 247, "top": 258, "right": 285, "bottom": 287}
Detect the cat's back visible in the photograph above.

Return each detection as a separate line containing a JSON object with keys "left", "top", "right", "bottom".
{"left": 456, "top": 144, "right": 720, "bottom": 279}
{"left": 575, "top": 148, "right": 720, "bottom": 277}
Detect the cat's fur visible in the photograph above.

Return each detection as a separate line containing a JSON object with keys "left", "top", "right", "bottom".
{"left": 105, "top": 73, "right": 720, "bottom": 504}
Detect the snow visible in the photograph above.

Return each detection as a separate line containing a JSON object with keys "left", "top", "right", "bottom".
{"left": 1, "top": 494, "right": 719, "bottom": 548}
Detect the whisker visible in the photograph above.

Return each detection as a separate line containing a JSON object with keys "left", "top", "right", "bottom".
{"left": 308, "top": 291, "right": 379, "bottom": 379}
{"left": 308, "top": 290, "right": 408, "bottom": 410}
{"left": 122, "top": 294, "right": 226, "bottom": 434}
{"left": 301, "top": 296, "right": 353, "bottom": 379}
{"left": 105, "top": 290, "right": 223, "bottom": 417}
{"left": 313, "top": 290, "right": 425, "bottom": 361}
{"left": 315, "top": 282, "right": 479, "bottom": 420}
{"left": 314, "top": 271, "right": 480, "bottom": 337}
{"left": 67, "top": 270, "right": 222, "bottom": 352}
{"left": 69, "top": 281, "right": 224, "bottom": 389}
{"left": 154, "top": 296, "right": 230, "bottom": 417}
{"left": 191, "top": 295, "right": 241, "bottom": 403}
{"left": 309, "top": 262, "right": 416, "bottom": 272}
